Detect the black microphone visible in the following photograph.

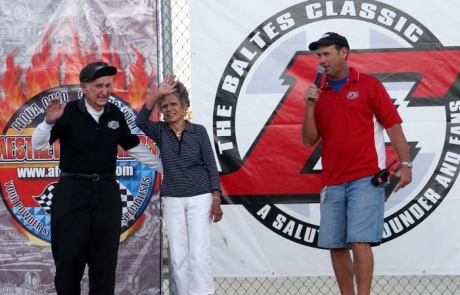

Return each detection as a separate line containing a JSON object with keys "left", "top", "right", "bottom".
{"left": 314, "top": 66, "right": 325, "bottom": 87}
{"left": 308, "top": 66, "right": 325, "bottom": 103}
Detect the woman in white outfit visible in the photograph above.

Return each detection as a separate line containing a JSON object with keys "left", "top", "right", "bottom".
{"left": 136, "top": 74, "right": 223, "bottom": 295}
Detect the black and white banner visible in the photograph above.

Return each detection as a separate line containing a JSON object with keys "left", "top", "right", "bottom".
{"left": 191, "top": 0, "right": 460, "bottom": 276}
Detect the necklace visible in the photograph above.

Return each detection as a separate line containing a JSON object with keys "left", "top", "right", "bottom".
{"left": 175, "top": 128, "right": 185, "bottom": 137}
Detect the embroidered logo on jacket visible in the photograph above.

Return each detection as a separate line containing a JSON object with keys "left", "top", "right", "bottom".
{"left": 107, "top": 120, "right": 120, "bottom": 129}
{"left": 347, "top": 91, "right": 359, "bottom": 99}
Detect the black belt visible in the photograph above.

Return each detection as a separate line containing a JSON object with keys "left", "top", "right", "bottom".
{"left": 60, "top": 172, "right": 116, "bottom": 181}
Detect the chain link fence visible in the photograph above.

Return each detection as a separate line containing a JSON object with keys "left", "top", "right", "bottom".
{"left": 158, "top": 0, "right": 460, "bottom": 294}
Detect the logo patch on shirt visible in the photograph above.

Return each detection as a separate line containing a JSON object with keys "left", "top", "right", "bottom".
{"left": 107, "top": 120, "right": 120, "bottom": 129}
{"left": 347, "top": 91, "right": 359, "bottom": 99}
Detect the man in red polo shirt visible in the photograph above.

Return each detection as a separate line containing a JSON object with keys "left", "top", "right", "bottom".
{"left": 301, "top": 32, "right": 412, "bottom": 295}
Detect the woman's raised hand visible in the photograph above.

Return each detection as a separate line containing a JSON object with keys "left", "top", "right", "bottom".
{"left": 157, "top": 74, "right": 178, "bottom": 97}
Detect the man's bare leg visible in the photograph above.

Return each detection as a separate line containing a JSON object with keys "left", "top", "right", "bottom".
{"left": 331, "top": 248, "right": 355, "bottom": 295}
{"left": 351, "top": 243, "right": 373, "bottom": 295}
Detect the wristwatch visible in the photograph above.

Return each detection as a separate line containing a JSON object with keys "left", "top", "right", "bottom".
{"left": 400, "top": 161, "right": 413, "bottom": 168}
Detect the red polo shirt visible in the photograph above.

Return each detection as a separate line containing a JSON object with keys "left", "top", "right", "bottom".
{"left": 314, "top": 68, "right": 402, "bottom": 186}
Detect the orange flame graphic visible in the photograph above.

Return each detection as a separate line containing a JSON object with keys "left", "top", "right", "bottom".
{"left": 0, "top": 29, "right": 158, "bottom": 131}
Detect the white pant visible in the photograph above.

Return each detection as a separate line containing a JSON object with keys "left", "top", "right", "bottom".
{"left": 163, "top": 193, "right": 214, "bottom": 295}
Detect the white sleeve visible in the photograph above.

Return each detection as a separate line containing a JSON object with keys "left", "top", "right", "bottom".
{"left": 127, "top": 143, "right": 163, "bottom": 174}
{"left": 31, "top": 119, "right": 54, "bottom": 150}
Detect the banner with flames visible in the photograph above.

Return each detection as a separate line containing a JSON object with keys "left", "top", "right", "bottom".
{"left": 191, "top": 0, "right": 460, "bottom": 276}
{"left": 0, "top": 0, "right": 162, "bottom": 294}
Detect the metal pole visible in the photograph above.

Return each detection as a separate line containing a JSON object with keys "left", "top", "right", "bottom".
{"left": 160, "top": 3, "right": 176, "bottom": 294}
{"left": 161, "top": 0, "right": 174, "bottom": 77}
